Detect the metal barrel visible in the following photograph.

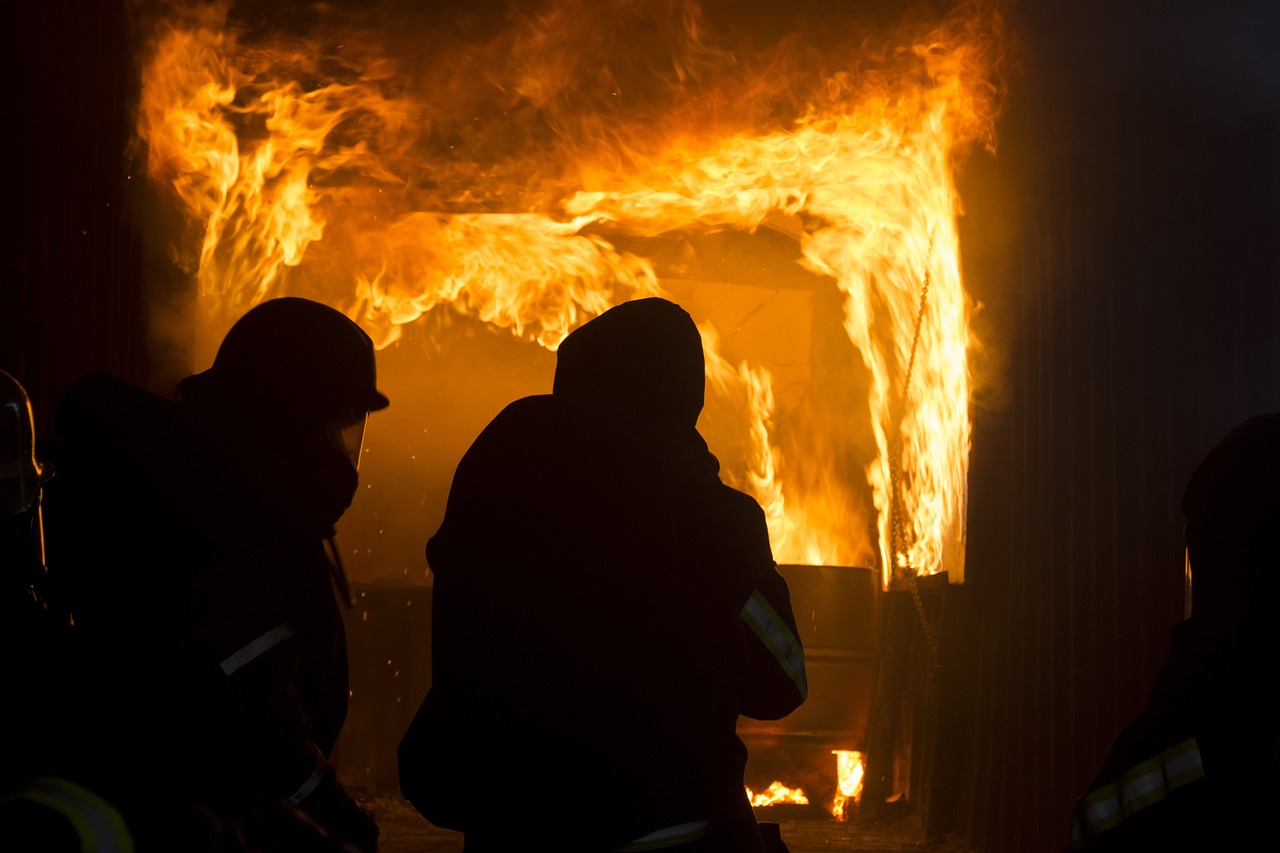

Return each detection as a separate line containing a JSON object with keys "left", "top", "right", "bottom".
{"left": 738, "top": 564, "right": 880, "bottom": 808}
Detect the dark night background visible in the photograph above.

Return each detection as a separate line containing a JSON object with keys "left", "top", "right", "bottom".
{"left": 4, "top": 2, "right": 1278, "bottom": 851}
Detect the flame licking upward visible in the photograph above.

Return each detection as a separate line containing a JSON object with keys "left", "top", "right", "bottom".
{"left": 831, "top": 750, "right": 866, "bottom": 820}
{"left": 136, "top": 0, "right": 1003, "bottom": 581}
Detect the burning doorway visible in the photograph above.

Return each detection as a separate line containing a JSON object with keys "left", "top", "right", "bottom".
{"left": 132, "top": 0, "right": 1003, "bottom": 822}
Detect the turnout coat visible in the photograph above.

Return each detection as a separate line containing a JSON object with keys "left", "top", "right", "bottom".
{"left": 43, "top": 371, "right": 375, "bottom": 851}
{"left": 399, "top": 298, "right": 807, "bottom": 851}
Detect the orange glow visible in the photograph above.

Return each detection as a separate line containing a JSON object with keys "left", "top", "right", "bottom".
{"left": 745, "top": 781, "right": 811, "bottom": 808}
{"left": 831, "top": 750, "right": 865, "bottom": 820}
{"left": 135, "top": 0, "right": 1003, "bottom": 581}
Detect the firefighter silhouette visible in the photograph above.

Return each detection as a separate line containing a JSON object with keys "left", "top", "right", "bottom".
{"left": 40, "top": 298, "right": 388, "bottom": 852}
{"left": 1, "top": 369, "right": 134, "bottom": 852}
{"left": 1069, "top": 413, "right": 1280, "bottom": 851}
{"left": 400, "top": 298, "right": 807, "bottom": 852}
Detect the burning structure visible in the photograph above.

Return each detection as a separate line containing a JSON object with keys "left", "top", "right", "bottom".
{"left": 129, "top": 0, "right": 1004, "bottom": 824}
{"left": 19, "top": 1, "right": 1280, "bottom": 849}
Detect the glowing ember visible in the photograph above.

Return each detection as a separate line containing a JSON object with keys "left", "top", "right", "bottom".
{"left": 134, "top": 0, "right": 1003, "bottom": 580}
{"left": 831, "top": 750, "right": 865, "bottom": 820}
{"left": 746, "top": 781, "right": 811, "bottom": 808}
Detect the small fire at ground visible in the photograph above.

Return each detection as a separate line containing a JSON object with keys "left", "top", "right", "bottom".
{"left": 746, "top": 781, "right": 811, "bottom": 809}
{"left": 832, "top": 750, "right": 866, "bottom": 820}
{"left": 746, "top": 750, "right": 864, "bottom": 818}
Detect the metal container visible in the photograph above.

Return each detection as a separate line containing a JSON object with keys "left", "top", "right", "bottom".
{"left": 738, "top": 564, "right": 880, "bottom": 806}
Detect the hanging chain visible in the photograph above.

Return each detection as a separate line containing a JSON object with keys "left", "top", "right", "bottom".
{"left": 888, "top": 247, "right": 939, "bottom": 661}
{"left": 890, "top": 253, "right": 931, "bottom": 570}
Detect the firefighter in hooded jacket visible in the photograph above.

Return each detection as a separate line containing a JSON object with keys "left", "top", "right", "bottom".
{"left": 1068, "top": 414, "right": 1280, "bottom": 852}
{"left": 42, "top": 298, "right": 388, "bottom": 851}
{"left": 399, "top": 297, "right": 807, "bottom": 852}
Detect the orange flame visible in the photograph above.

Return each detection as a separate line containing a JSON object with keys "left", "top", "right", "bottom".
{"left": 746, "top": 781, "right": 811, "bottom": 808}
{"left": 831, "top": 750, "right": 865, "bottom": 820}
{"left": 135, "top": 0, "right": 1003, "bottom": 581}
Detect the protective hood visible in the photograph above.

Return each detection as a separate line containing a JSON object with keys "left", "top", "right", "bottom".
{"left": 552, "top": 297, "right": 705, "bottom": 435}
{"left": 1180, "top": 412, "right": 1280, "bottom": 626}
{"left": 1181, "top": 412, "right": 1280, "bottom": 534}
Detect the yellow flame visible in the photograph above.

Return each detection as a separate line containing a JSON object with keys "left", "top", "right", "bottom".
{"left": 134, "top": 0, "right": 1002, "bottom": 580}
{"left": 831, "top": 750, "right": 865, "bottom": 820}
{"left": 746, "top": 781, "right": 811, "bottom": 808}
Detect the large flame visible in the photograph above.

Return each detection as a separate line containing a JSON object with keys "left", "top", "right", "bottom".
{"left": 831, "top": 749, "right": 866, "bottom": 820}
{"left": 135, "top": 0, "right": 1002, "bottom": 582}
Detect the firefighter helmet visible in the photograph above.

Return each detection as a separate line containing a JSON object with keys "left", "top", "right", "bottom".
{"left": 179, "top": 297, "right": 389, "bottom": 426}
{"left": 1, "top": 369, "right": 45, "bottom": 519}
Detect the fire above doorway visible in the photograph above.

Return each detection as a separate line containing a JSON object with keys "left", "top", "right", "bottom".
{"left": 133, "top": 0, "right": 1004, "bottom": 586}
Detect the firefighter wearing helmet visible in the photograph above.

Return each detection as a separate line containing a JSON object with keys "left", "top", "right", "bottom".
{"left": 1, "top": 369, "right": 134, "bottom": 852}
{"left": 41, "top": 298, "right": 388, "bottom": 852}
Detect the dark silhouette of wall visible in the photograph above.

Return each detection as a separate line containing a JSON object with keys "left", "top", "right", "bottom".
{"left": 950, "top": 2, "right": 1280, "bottom": 850}
{"left": 2, "top": 5, "right": 147, "bottom": 432}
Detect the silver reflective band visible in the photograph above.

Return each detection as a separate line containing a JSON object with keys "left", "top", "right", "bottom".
{"left": 615, "top": 820, "right": 712, "bottom": 851}
{"left": 1119, "top": 759, "right": 1164, "bottom": 813}
{"left": 286, "top": 758, "right": 326, "bottom": 805}
{"left": 1081, "top": 783, "right": 1120, "bottom": 832}
{"left": 1162, "top": 739, "right": 1204, "bottom": 789}
{"left": 220, "top": 623, "right": 296, "bottom": 676}
{"left": 740, "top": 590, "right": 807, "bottom": 700}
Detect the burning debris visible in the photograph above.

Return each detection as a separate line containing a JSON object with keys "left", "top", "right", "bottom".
{"left": 832, "top": 750, "right": 867, "bottom": 820}
{"left": 747, "top": 781, "right": 811, "bottom": 809}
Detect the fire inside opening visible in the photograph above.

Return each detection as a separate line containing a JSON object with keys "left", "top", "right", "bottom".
{"left": 134, "top": 0, "right": 1003, "bottom": 820}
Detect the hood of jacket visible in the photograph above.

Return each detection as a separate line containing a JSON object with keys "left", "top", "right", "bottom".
{"left": 553, "top": 297, "right": 705, "bottom": 435}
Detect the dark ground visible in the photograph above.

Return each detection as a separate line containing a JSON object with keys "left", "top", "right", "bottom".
{"left": 360, "top": 792, "right": 973, "bottom": 853}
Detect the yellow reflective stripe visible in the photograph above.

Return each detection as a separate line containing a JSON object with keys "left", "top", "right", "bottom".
{"left": 1161, "top": 738, "right": 1204, "bottom": 790}
{"left": 1119, "top": 757, "right": 1164, "bottom": 814}
{"left": 740, "top": 590, "right": 807, "bottom": 700}
{"left": 1081, "top": 781, "right": 1122, "bottom": 834}
{"left": 220, "top": 623, "right": 295, "bottom": 676}
{"left": 285, "top": 756, "right": 326, "bottom": 805}
{"left": 3, "top": 776, "right": 135, "bottom": 852}
{"left": 1075, "top": 737, "right": 1206, "bottom": 842}
{"left": 614, "top": 820, "right": 712, "bottom": 851}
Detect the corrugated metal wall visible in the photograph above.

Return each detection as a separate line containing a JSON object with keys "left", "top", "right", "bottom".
{"left": 3, "top": 5, "right": 148, "bottom": 432}
{"left": 947, "top": 3, "right": 1280, "bottom": 850}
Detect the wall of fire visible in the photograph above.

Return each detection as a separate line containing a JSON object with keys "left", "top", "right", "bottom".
{"left": 6, "top": 3, "right": 1280, "bottom": 852}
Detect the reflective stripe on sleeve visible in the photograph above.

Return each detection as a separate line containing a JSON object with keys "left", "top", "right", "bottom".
{"left": 1161, "top": 738, "right": 1204, "bottom": 790}
{"left": 3, "top": 775, "right": 135, "bottom": 853}
{"left": 740, "top": 589, "right": 807, "bottom": 700}
{"left": 614, "top": 820, "right": 712, "bottom": 851}
{"left": 1119, "top": 758, "right": 1164, "bottom": 815}
{"left": 220, "top": 623, "right": 296, "bottom": 676}
{"left": 1074, "top": 737, "right": 1205, "bottom": 844}
{"left": 1080, "top": 781, "right": 1122, "bottom": 835}
{"left": 285, "top": 757, "right": 326, "bottom": 806}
